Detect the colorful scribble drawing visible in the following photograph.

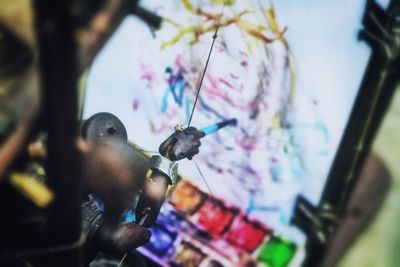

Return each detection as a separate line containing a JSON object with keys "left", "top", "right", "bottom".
{"left": 137, "top": 0, "right": 329, "bottom": 220}
{"left": 132, "top": 0, "right": 330, "bottom": 265}
{"left": 161, "top": 63, "right": 225, "bottom": 121}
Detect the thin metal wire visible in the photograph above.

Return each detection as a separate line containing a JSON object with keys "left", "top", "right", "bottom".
{"left": 193, "top": 159, "right": 213, "bottom": 197}
{"left": 118, "top": 252, "right": 127, "bottom": 267}
{"left": 187, "top": 2, "right": 226, "bottom": 127}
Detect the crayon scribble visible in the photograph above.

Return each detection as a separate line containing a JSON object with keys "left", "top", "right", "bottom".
{"left": 134, "top": 0, "right": 330, "bottom": 245}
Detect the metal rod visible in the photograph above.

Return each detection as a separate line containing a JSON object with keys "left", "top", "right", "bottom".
{"left": 187, "top": 2, "right": 226, "bottom": 127}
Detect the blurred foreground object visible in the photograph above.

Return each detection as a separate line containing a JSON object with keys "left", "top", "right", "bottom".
{"left": 80, "top": 112, "right": 151, "bottom": 263}
{"left": 0, "top": 0, "right": 163, "bottom": 266}
{"left": 321, "top": 153, "right": 391, "bottom": 267}
{"left": 0, "top": 23, "right": 39, "bottom": 179}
